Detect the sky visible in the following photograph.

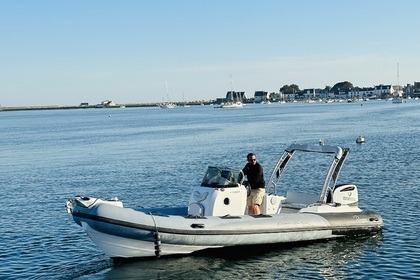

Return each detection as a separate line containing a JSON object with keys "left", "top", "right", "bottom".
{"left": 1, "top": 0, "right": 419, "bottom": 107}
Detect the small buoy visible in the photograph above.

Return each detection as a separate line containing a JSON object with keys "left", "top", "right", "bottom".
{"left": 356, "top": 135, "right": 366, "bottom": 144}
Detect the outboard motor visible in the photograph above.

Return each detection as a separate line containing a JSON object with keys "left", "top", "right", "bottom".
{"left": 332, "top": 184, "right": 358, "bottom": 205}
{"left": 188, "top": 166, "right": 247, "bottom": 216}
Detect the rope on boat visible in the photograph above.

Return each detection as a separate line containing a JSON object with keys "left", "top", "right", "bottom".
{"left": 149, "top": 212, "right": 161, "bottom": 258}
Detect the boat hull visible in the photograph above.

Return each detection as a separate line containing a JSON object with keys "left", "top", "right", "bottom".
{"left": 69, "top": 199, "right": 383, "bottom": 259}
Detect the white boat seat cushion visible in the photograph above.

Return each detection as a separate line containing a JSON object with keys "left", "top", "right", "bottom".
{"left": 285, "top": 191, "right": 318, "bottom": 205}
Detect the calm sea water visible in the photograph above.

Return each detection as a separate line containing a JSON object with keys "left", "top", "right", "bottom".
{"left": 1, "top": 100, "right": 419, "bottom": 279}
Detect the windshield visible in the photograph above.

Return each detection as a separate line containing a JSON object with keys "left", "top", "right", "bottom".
{"left": 200, "top": 166, "right": 242, "bottom": 188}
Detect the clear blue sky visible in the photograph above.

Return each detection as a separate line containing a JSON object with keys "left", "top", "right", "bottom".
{"left": 1, "top": 0, "right": 419, "bottom": 106}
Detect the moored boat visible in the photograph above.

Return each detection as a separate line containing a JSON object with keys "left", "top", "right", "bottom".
{"left": 66, "top": 143, "right": 383, "bottom": 259}
{"left": 159, "top": 102, "right": 176, "bottom": 109}
{"left": 221, "top": 101, "right": 243, "bottom": 108}
{"left": 356, "top": 135, "right": 366, "bottom": 144}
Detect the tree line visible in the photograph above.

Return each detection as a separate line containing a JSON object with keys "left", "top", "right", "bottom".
{"left": 280, "top": 81, "right": 354, "bottom": 94}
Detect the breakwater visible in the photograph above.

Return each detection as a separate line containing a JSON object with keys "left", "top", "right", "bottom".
{"left": 0, "top": 101, "right": 212, "bottom": 112}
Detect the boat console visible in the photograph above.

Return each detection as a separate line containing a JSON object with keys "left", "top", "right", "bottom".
{"left": 188, "top": 166, "right": 284, "bottom": 216}
{"left": 188, "top": 166, "right": 248, "bottom": 216}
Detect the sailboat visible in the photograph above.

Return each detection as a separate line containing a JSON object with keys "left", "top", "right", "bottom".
{"left": 262, "top": 95, "right": 271, "bottom": 105}
{"left": 221, "top": 75, "right": 243, "bottom": 108}
{"left": 305, "top": 89, "right": 316, "bottom": 103}
{"left": 392, "top": 63, "right": 404, "bottom": 104}
{"left": 222, "top": 91, "right": 244, "bottom": 108}
{"left": 160, "top": 82, "right": 176, "bottom": 109}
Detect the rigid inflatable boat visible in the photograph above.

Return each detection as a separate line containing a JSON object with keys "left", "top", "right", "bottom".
{"left": 66, "top": 143, "right": 383, "bottom": 259}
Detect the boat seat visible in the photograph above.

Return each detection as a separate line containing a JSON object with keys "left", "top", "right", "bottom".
{"left": 188, "top": 202, "right": 205, "bottom": 216}
{"left": 261, "top": 194, "right": 283, "bottom": 214}
{"left": 285, "top": 191, "right": 318, "bottom": 206}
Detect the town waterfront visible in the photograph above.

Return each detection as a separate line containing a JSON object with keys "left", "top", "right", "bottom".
{"left": 0, "top": 100, "right": 419, "bottom": 279}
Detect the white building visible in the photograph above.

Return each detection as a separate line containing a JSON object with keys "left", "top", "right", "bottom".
{"left": 348, "top": 87, "right": 374, "bottom": 99}
{"left": 254, "top": 91, "right": 269, "bottom": 103}
{"left": 373, "top": 85, "right": 393, "bottom": 98}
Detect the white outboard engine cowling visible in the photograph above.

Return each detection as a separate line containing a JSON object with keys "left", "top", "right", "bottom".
{"left": 332, "top": 184, "right": 358, "bottom": 205}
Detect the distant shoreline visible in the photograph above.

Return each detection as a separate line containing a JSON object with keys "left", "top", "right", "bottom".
{"left": 0, "top": 103, "right": 155, "bottom": 112}
{"left": 0, "top": 101, "right": 213, "bottom": 112}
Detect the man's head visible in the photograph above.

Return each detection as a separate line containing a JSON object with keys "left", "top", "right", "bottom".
{"left": 247, "top": 153, "right": 257, "bottom": 165}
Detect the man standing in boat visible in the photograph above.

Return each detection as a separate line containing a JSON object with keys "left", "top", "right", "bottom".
{"left": 242, "top": 153, "right": 265, "bottom": 215}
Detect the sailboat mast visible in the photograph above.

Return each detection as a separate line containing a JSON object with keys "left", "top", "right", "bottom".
{"left": 165, "top": 81, "right": 171, "bottom": 102}
{"left": 230, "top": 74, "right": 235, "bottom": 102}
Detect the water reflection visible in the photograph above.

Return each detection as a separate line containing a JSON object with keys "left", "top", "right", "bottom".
{"left": 91, "top": 234, "right": 383, "bottom": 279}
